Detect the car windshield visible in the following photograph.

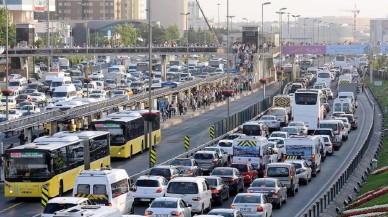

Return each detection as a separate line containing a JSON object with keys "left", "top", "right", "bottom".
{"left": 130, "top": 83, "right": 142, "bottom": 87}
{"left": 218, "top": 141, "right": 232, "bottom": 147}
{"left": 17, "top": 95, "right": 27, "bottom": 99}
{"left": 261, "top": 116, "right": 275, "bottom": 120}
{"left": 136, "top": 179, "right": 160, "bottom": 187}
{"left": 282, "top": 128, "right": 298, "bottom": 134}
{"left": 211, "top": 169, "right": 233, "bottom": 176}
{"left": 230, "top": 164, "right": 248, "bottom": 172}
{"left": 266, "top": 167, "right": 289, "bottom": 177}
{"left": 52, "top": 92, "right": 67, "bottom": 97}
{"left": 289, "top": 122, "right": 303, "bottom": 126}
{"left": 270, "top": 133, "right": 285, "bottom": 138}
{"left": 167, "top": 182, "right": 198, "bottom": 194}
{"left": 252, "top": 180, "right": 276, "bottom": 187}
{"left": 206, "top": 178, "right": 218, "bottom": 187}
{"left": 323, "top": 137, "right": 330, "bottom": 142}
{"left": 194, "top": 153, "right": 213, "bottom": 160}
{"left": 291, "top": 163, "right": 302, "bottom": 169}
{"left": 43, "top": 203, "right": 79, "bottom": 214}
{"left": 170, "top": 159, "right": 191, "bottom": 166}
{"left": 31, "top": 93, "right": 41, "bottom": 96}
{"left": 226, "top": 134, "right": 240, "bottom": 140}
{"left": 150, "top": 200, "right": 177, "bottom": 208}
{"left": 208, "top": 211, "right": 234, "bottom": 217}
{"left": 234, "top": 195, "right": 261, "bottom": 204}
{"left": 149, "top": 168, "right": 170, "bottom": 177}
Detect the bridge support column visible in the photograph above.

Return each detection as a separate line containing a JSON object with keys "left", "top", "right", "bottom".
{"left": 161, "top": 55, "right": 167, "bottom": 81}
{"left": 50, "top": 121, "right": 58, "bottom": 134}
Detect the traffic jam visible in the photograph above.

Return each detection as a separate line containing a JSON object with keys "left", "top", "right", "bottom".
{"left": 4, "top": 55, "right": 363, "bottom": 217}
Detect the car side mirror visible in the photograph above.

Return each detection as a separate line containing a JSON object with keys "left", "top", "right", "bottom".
{"left": 187, "top": 204, "right": 192, "bottom": 207}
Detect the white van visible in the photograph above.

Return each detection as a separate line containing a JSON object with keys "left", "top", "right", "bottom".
{"left": 9, "top": 77, "right": 28, "bottom": 94}
{"left": 73, "top": 169, "right": 134, "bottom": 214}
{"left": 165, "top": 177, "right": 212, "bottom": 214}
{"left": 52, "top": 84, "right": 78, "bottom": 102}
{"left": 83, "top": 81, "right": 104, "bottom": 93}
{"left": 50, "top": 76, "right": 72, "bottom": 92}
{"left": 88, "top": 72, "right": 105, "bottom": 81}
{"left": 52, "top": 205, "right": 122, "bottom": 217}
{"left": 42, "top": 197, "right": 92, "bottom": 217}
{"left": 284, "top": 136, "right": 322, "bottom": 176}
{"left": 332, "top": 98, "right": 353, "bottom": 114}
{"left": 316, "top": 71, "right": 331, "bottom": 87}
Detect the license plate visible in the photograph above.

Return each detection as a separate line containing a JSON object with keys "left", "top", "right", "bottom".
{"left": 240, "top": 208, "right": 251, "bottom": 212}
{"left": 140, "top": 198, "right": 151, "bottom": 202}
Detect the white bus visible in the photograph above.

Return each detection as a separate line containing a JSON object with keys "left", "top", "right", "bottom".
{"left": 333, "top": 55, "right": 348, "bottom": 68}
{"left": 292, "top": 89, "right": 325, "bottom": 132}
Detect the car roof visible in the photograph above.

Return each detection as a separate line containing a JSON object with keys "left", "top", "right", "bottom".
{"left": 252, "top": 177, "right": 278, "bottom": 182}
{"left": 209, "top": 208, "right": 236, "bottom": 213}
{"left": 285, "top": 159, "right": 306, "bottom": 164}
{"left": 137, "top": 175, "right": 165, "bottom": 181}
{"left": 47, "top": 197, "right": 89, "bottom": 204}
{"left": 153, "top": 197, "right": 180, "bottom": 202}
{"left": 195, "top": 150, "right": 217, "bottom": 154}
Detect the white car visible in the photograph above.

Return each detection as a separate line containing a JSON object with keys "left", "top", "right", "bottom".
{"left": 322, "top": 88, "right": 334, "bottom": 99}
{"left": 42, "top": 197, "right": 92, "bottom": 217}
{"left": 132, "top": 175, "right": 168, "bottom": 203}
{"left": 288, "top": 121, "right": 308, "bottom": 135}
{"left": 321, "top": 135, "right": 334, "bottom": 155}
{"left": 145, "top": 197, "right": 192, "bottom": 217}
{"left": 30, "top": 92, "right": 46, "bottom": 102}
{"left": 335, "top": 117, "right": 350, "bottom": 139}
{"left": 267, "top": 137, "right": 286, "bottom": 161}
{"left": 216, "top": 139, "right": 234, "bottom": 157}
{"left": 2, "top": 109, "right": 22, "bottom": 120}
{"left": 231, "top": 193, "right": 273, "bottom": 217}
{"left": 259, "top": 115, "right": 281, "bottom": 130}
{"left": 285, "top": 159, "right": 312, "bottom": 185}
{"left": 19, "top": 105, "right": 41, "bottom": 115}
{"left": 269, "top": 131, "right": 289, "bottom": 139}
{"left": 91, "top": 89, "right": 107, "bottom": 98}
{"left": 110, "top": 89, "right": 127, "bottom": 98}
{"left": 204, "top": 146, "right": 228, "bottom": 165}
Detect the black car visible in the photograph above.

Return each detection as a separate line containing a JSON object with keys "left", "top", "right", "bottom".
{"left": 210, "top": 167, "right": 244, "bottom": 194}
{"left": 199, "top": 176, "right": 229, "bottom": 204}
{"left": 26, "top": 82, "right": 45, "bottom": 92}
{"left": 148, "top": 165, "right": 183, "bottom": 181}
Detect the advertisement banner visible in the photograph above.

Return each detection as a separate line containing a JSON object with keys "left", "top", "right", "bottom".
{"left": 282, "top": 46, "right": 326, "bottom": 55}
{"left": 34, "top": 0, "right": 47, "bottom": 12}
{"left": 326, "top": 45, "right": 370, "bottom": 55}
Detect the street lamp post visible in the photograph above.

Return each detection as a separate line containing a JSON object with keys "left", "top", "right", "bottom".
{"left": 287, "top": 12, "right": 290, "bottom": 40}
{"left": 276, "top": 8, "right": 286, "bottom": 91}
{"left": 261, "top": 2, "right": 271, "bottom": 99}
{"left": 217, "top": 3, "right": 221, "bottom": 28}
{"left": 303, "top": 17, "right": 309, "bottom": 44}
{"left": 313, "top": 19, "right": 317, "bottom": 44}
{"left": 5, "top": 0, "right": 9, "bottom": 121}
{"left": 180, "top": 12, "right": 190, "bottom": 74}
{"left": 318, "top": 21, "right": 321, "bottom": 45}
{"left": 292, "top": 15, "right": 300, "bottom": 43}
{"left": 147, "top": 0, "right": 153, "bottom": 168}
{"left": 78, "top": 2, "right": 89, "bottom": 75}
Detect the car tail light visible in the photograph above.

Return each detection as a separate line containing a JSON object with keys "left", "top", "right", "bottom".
{"left": 270, "top": 189, "right": 279, "bottom": 195}
{"left": 256, "top": 205, "right": 264, "bottom": 212}
{"left": 187, "top": 169, "right": 193, "bottom": 174}
{"left": 108, "top": 203, "right": 112, "bottom": 206}
{"left": 192, "top": 197, "right": 201, "bottom": 201}
{"left": 212, "top": 159, "right": 218, "bottom": 163}
{"left": 229, "top": 178, "right": 237, "bottom": 182}
{"left": 272, "top": 121, "right": 277, "bottom": 124}
{"left": 211, "top": 188, "right": 219, "bottom": 193}
{"left": 247, "top": 189, "right": 254, "bottom": 193}
{"left": 325, "top": 143, "right": 332, "bottom": 147}
{"left": 312, "top": 154, "right": 315, "bottom": 163}
{"left": 155, "top": 188, "right": 163, "bottom": 193}
{"left": 171, "top": 211, "right": 182, "bottom": 216}
{"left": 145, "top": 211, "right": 153, "bottom": 216}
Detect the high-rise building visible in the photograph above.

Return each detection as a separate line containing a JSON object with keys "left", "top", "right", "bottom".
{"left": 56, "top": 0, "right": 122, "bottom": 20}
{"left": 124, "top": 0, "right": 146, "bottom": 20}
{"left": 151, "top": 0, "right": 187, "bottom": 32}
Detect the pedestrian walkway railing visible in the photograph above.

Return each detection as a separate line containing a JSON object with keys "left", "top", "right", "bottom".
{"left": 0, "top": 74, "right": 228, "bottom": 132}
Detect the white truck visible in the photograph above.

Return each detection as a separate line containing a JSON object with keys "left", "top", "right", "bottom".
{"left": 58, "top": 58, "right": 70, "bottom": 71}
{"left": 232, "top": 136, "right": 270, "bottom": 177}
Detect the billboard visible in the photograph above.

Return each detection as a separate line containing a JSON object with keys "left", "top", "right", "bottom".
{"left": 282, "top": 46, "right": 326, "bottom": 55}
{"left": 326, "top": 45, "right": 370, "bottom": 55}
{"left": 34, "top": 0, "right": 46, "bottom": 12}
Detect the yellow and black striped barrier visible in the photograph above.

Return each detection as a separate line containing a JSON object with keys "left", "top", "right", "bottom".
{"left": 210, "top": 125, "right": 215, "bottom": 139}
{"left": 150, "top": 149, "right": 156, "bottom": 165}
{"left": 41, "top": 186, "right": 49, "bottom": 207}
{"left": 184, "top": 135, "right": 190, "bottom": 151}
{"left": 75, "top": 194, "right": 108, "bottom": 204}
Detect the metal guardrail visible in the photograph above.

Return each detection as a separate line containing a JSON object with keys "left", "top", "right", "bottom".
{"left": 297, "top": 89, "right": 376, "bottom": 217}
{"left": 0, "top": 74, "right": 228, "bottom": 132}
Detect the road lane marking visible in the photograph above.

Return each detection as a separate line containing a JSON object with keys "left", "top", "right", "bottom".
{"left": 32, "top": 213, "right": 41, "bottom": 217}
{"left": 0, "top": 202, "right": 23, "bottom": 214}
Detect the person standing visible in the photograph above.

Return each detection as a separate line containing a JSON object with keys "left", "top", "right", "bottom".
{"left": 18, "top": 132, "right": 26, "bottom": 145}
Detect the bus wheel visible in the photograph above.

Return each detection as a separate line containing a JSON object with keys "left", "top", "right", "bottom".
{"left": 59, "top": 181, "right": 64, "bottom": 196}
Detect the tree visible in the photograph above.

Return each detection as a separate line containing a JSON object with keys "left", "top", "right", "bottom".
{"left": 114, "top": 23, "right": 138, "bottom": 46}
{"left": 34, "top": 38, "right": 44, "bottom": 48}
{"left": 0, "top": 8, "right": 16, "bottom": 47}
{"left": 165, "top": 24, "right": 180, "bottom": 42}
{"left": 152, "top": 25, "right": 167, "bottom": 45}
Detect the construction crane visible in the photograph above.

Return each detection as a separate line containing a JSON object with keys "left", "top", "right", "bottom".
{"left": 339, "top": 4, "right": 360, "bottom": 42}
{"left": 195, "top": 0, "right": 220, "bottom": 44}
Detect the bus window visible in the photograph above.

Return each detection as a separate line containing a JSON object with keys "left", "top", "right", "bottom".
{"left": 294, "top": 93, "right": 318, "bottom": 105}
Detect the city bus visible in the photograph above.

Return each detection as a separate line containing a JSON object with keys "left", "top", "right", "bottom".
{"left": 91, "top": 110, "right": 161, "bottom": 158}
{"left": 291, "top": 89, "right": 325, "bottom": 133}
{"left": 3, "top": 132, "right": 110, "bottom": 198}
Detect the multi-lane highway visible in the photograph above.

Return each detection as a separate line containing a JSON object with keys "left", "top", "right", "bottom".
{"left": 0, "top": 82, "right": 373, "bottom": 217}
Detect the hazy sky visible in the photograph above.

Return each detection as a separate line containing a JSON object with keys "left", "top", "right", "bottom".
{"left": 198, "top": 0, "right": 388, "bottom": 23}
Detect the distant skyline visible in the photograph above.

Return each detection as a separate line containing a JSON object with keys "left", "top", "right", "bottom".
{"left": 197, "top": 0, "right": 388, "bottom": 23}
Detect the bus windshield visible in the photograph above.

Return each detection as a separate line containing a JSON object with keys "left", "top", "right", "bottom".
{"left": 93, "top": 123, "right": 125, "bottom": 145}
{"left": 294, "top": 93, "right": 318, "bottom": 105}
{"left": 5, "top": 151, "right": 50, "bottom": 181}
{"left": 242, "top": 125, "right": 261, "bottom": 136}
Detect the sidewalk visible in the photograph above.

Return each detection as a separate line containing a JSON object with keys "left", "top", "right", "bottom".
{"left": 160, "top": 86, "right": 262, "bottom": 129}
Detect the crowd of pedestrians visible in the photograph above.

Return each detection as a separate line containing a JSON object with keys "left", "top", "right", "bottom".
{"left": 160, "top": 77, "right": 252, "bottom": 122}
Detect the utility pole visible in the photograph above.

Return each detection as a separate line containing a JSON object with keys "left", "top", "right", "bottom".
{"left": 147, "top": 0, "right": 153, "bottom": 168}
{"left": 47, "top": 0, "right": 50, "bottom": 72}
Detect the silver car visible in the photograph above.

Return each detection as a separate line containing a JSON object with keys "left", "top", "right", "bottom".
{"left": 170, "top": 158, "right": 203, "bottom": 176}
{"left": 231, "top": 193, "right": 273, "bottom": 217}
{"left": 285, "top": 159, "right": 312, "bottom": 185}
{"left": 247, "top": 178, "right": 288, "bottom": 209}
{"left": 145, "top": 197, "right": 192, "bottom": 217}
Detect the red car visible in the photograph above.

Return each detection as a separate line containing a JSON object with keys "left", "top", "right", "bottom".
{"left": 230, "top": 162, "right": 258, "bottom": 184}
